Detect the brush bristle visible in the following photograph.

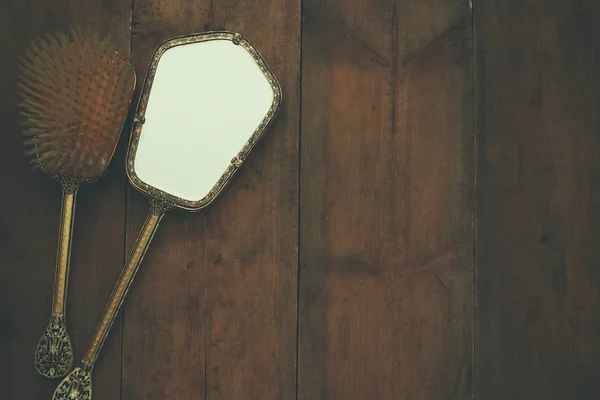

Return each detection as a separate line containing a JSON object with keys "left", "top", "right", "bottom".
{"left": 18, "top": 26, "right": 135, "bottom": 179}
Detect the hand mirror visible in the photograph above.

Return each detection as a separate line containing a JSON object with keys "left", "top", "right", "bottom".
{"left": 53, "top": 32, "right": 281, "bottom": 399}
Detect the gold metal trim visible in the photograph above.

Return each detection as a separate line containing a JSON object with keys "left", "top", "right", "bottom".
{"left": 83, "top": 209, "right": 164, "bottom": 365}
{"left": 53, "top": 209, "right": 165, "bottom": 400}
{"left": 125, "top": 31, "right": 282, "bottom": 211}
{"left": 52, "top": 360, "right": 93, "bottom": 400}
{"left": 232, "top": 32, "right": 242, "bottom": 45}
{"left": 35, "top": 181, "right": 78, "bottom": 379}
{"left": 231, "top": 156, "right": 243, "bottom": 168}
{"left": 35, "top": 313, "right": 73, "bottom": 379}
{"left": 51, "top": 185, "right": 77, "bottom": 314}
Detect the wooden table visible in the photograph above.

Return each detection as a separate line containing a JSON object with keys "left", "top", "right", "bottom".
{"left": 1, "top": 0, "right": 599, "bottom": 399}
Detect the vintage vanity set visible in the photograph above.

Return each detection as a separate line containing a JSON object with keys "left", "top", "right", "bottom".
{"left": 18, "top": 28, "right": 281, "bottom": 399}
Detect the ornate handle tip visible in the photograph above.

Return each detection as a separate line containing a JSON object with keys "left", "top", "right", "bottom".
{"left": 52, "top": 362, "right": 93, "bottom": 400}
{"left": 35, "top": 314, "right": 73, "bottom": 379}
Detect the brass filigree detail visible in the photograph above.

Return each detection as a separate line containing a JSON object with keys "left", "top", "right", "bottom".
{"left": 231, "top": 156, "right": 243, "bottom": 168}
{"left": 148, "top": 189, "right": 176, "bottom": 215}
{"left": 83, "top": 210, "right": 163, "bottom": 367}
{"left": 125, "top": 31, "right": 282, "bottom": 212}
{"left": 62, "top": 212, "right": 162, "bottom": 400}
{"left": 55, "top": 175, "right": 83, "bottom": 194}
{"left": 52, "top": 361, "right": 93, "bottom": 400}
{"left": 35, "top": 314, "right": 73, "bottom": 379}
{"left": 232, "top": 32, "right": 242, "bottom": 45}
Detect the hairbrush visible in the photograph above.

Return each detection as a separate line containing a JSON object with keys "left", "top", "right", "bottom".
{"left": 18, "top": 26, "right": 135, "bottom": 379}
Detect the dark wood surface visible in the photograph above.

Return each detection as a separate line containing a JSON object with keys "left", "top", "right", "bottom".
{"left": 475, "top": 1, "right": 600, "bottom": 399}
{"left": 0, "top": 0, "right": 598, "bottom": 399}
{"left": 297, "top": 0, "right": 473, "bottom": 399}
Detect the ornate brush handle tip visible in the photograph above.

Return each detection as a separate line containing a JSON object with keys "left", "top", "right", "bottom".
{"left": 52, "top": 361, "right": 93, "bottom": 400}
{"left": 35, "top": 314, "right": 73, "bottom": 379}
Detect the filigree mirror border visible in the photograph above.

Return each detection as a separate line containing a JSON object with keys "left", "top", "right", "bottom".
{"left": 126, "top": 31, "right": 282, "bottom": 211}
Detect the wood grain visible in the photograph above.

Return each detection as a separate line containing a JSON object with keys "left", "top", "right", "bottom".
{"left": 0, "top": 1, "right": 130, "bottom": 399}
{"left": 122, "top": 1, "right": 300, "bottom": 399}
{"left": 475, "top": 1, "right": 600, "bottom": 399}
{"left": 4, "top": 0, "right": 600, "bottom": 398}
{"left": 298, "top": 0, "right": 474, "bottom": 398}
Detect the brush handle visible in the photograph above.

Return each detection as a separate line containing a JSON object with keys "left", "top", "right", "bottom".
{"left": 53, "top": 188, "right": 77, "bottom": 314}
{"left": 35, "top": 185, "right": 78, "bottom": 379}
{"left": 52, "top": 201, "right": 168, "bottom": 400}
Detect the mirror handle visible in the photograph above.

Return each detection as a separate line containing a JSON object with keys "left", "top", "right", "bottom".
{"left": 85, "top": 207, "right": 164, "bottom": 366}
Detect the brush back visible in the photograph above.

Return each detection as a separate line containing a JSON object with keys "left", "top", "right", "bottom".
{"left": 18, "top": 27, "right": 135, "bottom": 180}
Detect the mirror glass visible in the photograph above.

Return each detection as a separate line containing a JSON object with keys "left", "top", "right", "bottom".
{"left": 133, "top": 37, "right": 278, "bottom": 203}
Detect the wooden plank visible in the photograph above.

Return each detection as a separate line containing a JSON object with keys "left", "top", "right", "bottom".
{"left": 475, "top": 1, "right": 600, "bottom": 398}
{"left": 123, "top": 1, "right": 300, "bottom": 399}
{"left": 0, "top": 2, "right": 130, "bottom": 399}
{"left": 298, "top": 0, "right": 474, "bottom": 398}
